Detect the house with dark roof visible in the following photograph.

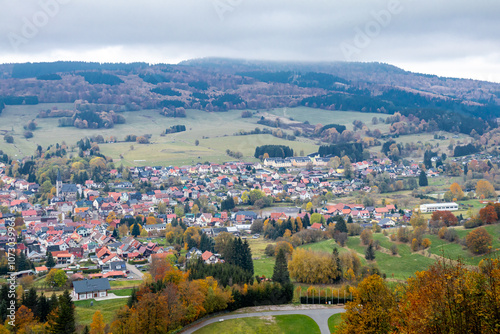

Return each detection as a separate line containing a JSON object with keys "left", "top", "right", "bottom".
{"left": 60, "top": 184, "right": 79, "bottom": 201}
{"left": 73, "top": 278, "right": 111, "bottom": 300}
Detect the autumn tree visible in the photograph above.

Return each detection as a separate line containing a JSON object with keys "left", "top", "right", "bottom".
{"left": 466, "top": 227, "right": 492, "bottom": 254}
{"left": 479, "top": 205, "right": 498, "bottom": 224}
{"left": 146, "top": 216, "right": 158, "bottom": 225}
{"left": 274, "top": 241, "right": 293, "bottom": 257}
{"left": 429, "top": 210, "right": 458, "bottom": 228}
{"left": 191, "top": 204, "right": 200, "bottom": 215}
{"left": 46, "top": 269, "right": 67, "bottom": 288}
{"left": 396, "top": 258, "right": 500, "bottom": 333}
{"left": 288, "top": 248, "right": 339, "bottom": 284}
{"left": 449, "top": 182, "right": 465, "bottom": 200}
{"left": 90, "top": 310, "right": 105, "bottom": 334}
{"left": 360, "top": 229, "right": 372, "bottom": 245}
{"left": 476, "top": 179, "right": 496, "bottom": 198}
{"left": 410, "top": 211, "right": 426, "bottom": 230}
{"left": 106, "top": 211, "right": 117, "bottom": 224}
{"left": 14, "top": 305, "right": 35, "bottom": 333}
{"left": 338, "top": 274, "right": 397, "bottom": 334}
{"left": 328, "top": 156, "right": 341, "bottom": 169}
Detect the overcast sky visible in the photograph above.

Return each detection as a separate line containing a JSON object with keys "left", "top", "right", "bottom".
{"left": 1, "top": 0, "right": 499, "bottom": 82}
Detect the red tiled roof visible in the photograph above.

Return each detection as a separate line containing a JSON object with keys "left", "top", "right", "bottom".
{"left": 202, "top": 251, "right": 213, "bottom": 261}
{"left": 310, "top": 223, "right": 323, "bottom": 230}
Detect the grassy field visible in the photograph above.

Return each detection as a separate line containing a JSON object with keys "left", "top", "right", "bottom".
{"left": 74, "top": 298, "right": 127, "bottom": 326}
{"left": 265, "top": 107, "right": 392, "bottom": 133}
{"left": 0, "top": 103, "right": 472, "bottom": 166}
{"left": 425, "top": 224, "right": 500, "bottom": 266}
{"left": 247, "top": 238, "right": 278, "bottom": 278}
{"left": 109, "top": 280, "right": 143, "bottom": 288}
{"left": 328, "top": 313, "right": 343, "bottom": 333}
{"left": 345, "top": 234, "right": 436, "bottom": 280}
{"left": 298, "top": 239, "right": 348, "bottom": 254}
{"left": 193, "top": 314, "right": 320, "bottom": 334}
{"left": 111, "top": 288, "right": 134, "bottom": 296}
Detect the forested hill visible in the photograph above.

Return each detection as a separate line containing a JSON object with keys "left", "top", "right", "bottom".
{"left": 0, "top": 58, "right": 500, "bottom": 135}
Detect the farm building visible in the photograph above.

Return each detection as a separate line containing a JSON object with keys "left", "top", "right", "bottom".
{"left": 419, "top": 202, "right": 458, "bottom": 213}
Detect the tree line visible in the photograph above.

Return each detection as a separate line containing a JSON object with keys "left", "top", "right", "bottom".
{"left": 318, "top": 142, "right": 364, "bottom": 162}
{"left": 254, "top": 145, "right": 294, "bottom": 159}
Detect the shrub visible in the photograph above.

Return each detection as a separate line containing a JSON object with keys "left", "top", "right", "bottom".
{"left": 274, "top": 241, "right": 293, "bottom": 257}
{"left": 411, "top": 238, "right": 419, "bottom": 252}
{"left": 334, "top": 232, "right": 348, "bottom": 247}
{"left": 347, "top": 223, "right": 362, "bottom": 236}
{"left": 464, "top": 218, "right": 482, "bottom": 229}
{"left": 438, "top": 227, "right": 447, "bottom": 239}
{"left": 23, "top": 131, "right": 33, "bottom": 138}
{"left": 397, "top": 227, "right": 411, "bottom": 243}
{"left": 390, "top": 244, "right": 398, "bottom": 255}
{"left": 4, "top": 135, "right": 13, "bottom": 143}
{"left": 360, "top": 229, "right": 373, "bottom": 245}
{"left": 444, "top": 228, "right": 459, "bottom": 242}
{"left": 264, "top": 244, "right": 276, "bottom": 257}
{"left": 136, "top": 136, "right": 149, "bottom": 144}
{"left": 421, "top": 238, "right": 431, "bottom": 249}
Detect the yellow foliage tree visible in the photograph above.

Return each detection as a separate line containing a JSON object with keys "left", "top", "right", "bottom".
{"left": 146, "top": 216, "right": 158, "bottom": 225}
{"left": 449, "top": 182, "right": 465, "bottom": 200}
{"left": 191, "top": 204, "right": 200, "bottom": 215}
{"left": 106, "top": 211, "right": 116, "bottom": 224}
{"left": 410, "top": 211, "right": 426, "bottom": 230}
{"left": 90, "top": 310, "right": 105, "bottom": 334}
{"left": 274, "top": 240, "right": 293, "bottom": 257}
{"left": 288, "top": 248, "right": 339, "bottom": 284}
{"left": 476, "top": 179, "right": 496, "bottom": 198}
{"left": 338, "top": 275, "right": 397, "bottom": 334}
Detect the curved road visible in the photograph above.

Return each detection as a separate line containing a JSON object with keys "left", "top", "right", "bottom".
{"left": 182, "top": 307, "right": 344, "bottom": 334}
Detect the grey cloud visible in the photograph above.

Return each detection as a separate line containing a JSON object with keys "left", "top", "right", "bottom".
{"left": 0, "top": 0, "right": 498, "bottom": 80}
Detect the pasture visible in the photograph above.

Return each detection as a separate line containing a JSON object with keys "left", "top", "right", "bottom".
{"left": 0, "top": 103, "right": 472, "bottom": 167}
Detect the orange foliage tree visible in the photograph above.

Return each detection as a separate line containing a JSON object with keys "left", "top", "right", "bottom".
{"left": 111, "top": 264, "right": 232, "bottom": 333}
{"left": 466, "top": 227, "right": 493, "bottom": 254}
{"left": 14, "top": 305, "right": 35, "bottom": 333}
{"left": 340, "top": 258, "right": 500, "bottom": 333}
{"left": 429, "top": 210, "right": 458, "bottom": 228}
{"left": 479, "top": 205, "right": 498, "bottom": 224}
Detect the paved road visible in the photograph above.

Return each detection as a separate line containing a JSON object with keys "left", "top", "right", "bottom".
{"left": 126, "top": 263, "right": 144, "bottom": 279}
{"left": 182, "top": 307, "right": 344, "bottom": 334}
